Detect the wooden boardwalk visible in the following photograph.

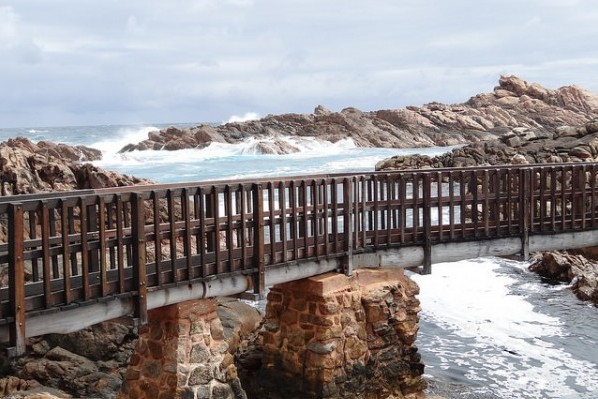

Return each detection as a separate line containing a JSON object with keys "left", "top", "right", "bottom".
{"left": 2, "top": 162, "right": 598, "bottom": 354}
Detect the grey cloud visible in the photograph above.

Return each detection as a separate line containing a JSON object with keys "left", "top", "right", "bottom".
{"left": 1, "top": 0, "right": 597, "bottom": 127}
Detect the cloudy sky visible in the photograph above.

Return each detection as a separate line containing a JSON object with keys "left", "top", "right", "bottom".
{"left": 1, "top": 0, "right": 597, "bottom": 128}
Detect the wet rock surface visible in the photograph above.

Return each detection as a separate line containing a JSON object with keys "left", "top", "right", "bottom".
{"left": 530, "top": 250, "right": 598, "bottom": 305}
{"left": 119, "top": 75, "right": 598, "bottom": 155}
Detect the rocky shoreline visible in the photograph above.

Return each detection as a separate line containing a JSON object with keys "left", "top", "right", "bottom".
{"left": 117, "top": 75, "right": 598, "bottom": 155}
{"left": 1, "top": 74, "right": 597, "bottom": 398}
{"left": 374, "top": 77, "right": 598, "bottom": 307}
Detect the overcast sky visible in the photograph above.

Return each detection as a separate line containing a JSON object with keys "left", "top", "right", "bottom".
{"left": 1, "top": 0, "right": 597, "bottom": 128}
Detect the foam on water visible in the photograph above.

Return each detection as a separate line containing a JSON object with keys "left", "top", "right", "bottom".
{"left": 413, "top": 258, "right": 598, "bottom": 399}
{"left": 90, "top": 125, "right": 160, "bottom": 154}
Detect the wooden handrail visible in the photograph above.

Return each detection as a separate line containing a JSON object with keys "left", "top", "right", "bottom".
{"left": 2, "top": 162, "right": 598, "bottom": 355}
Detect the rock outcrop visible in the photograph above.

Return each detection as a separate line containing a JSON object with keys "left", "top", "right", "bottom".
{"left": 530, "top": 251, "right": 598, "bottom": 305}
{"left": 375, "top": 77, "right": 598, "bottom": 306}
{"left": 119, "top": 76, "right": 598, "bottom": 155}
{"left": 0, "top": 137, "right": 149, "bottom": 196}
{"left": 376, "top": 118, "right": 598, "bottom": 171}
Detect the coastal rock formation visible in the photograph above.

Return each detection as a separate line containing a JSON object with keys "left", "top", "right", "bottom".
{"left": 530, "top": 251, "right": 598, "bottom": 305}
{"left": 118, "top": 75, "right": 598, "bottom": 155}
{"left": 0, "top": 137, "right": 149, "bottom": 195}
{"left": 376, "top": 118, "right": 598, "bottom": 171}
{"left": 375, "top": 78, "right": 598, "bottom": 306}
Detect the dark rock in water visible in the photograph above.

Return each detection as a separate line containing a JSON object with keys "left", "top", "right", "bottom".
{"left": 530, "top": 251, "right": 598, "bottom": 305}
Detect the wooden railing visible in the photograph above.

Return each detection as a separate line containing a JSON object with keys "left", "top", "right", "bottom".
{"left": 1, "top": 162, "right": 598, "bottom": 353}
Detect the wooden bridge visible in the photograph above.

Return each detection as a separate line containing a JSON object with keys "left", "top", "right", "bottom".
{"left": 2, "top": 162, "right": 598, "bottom": 356}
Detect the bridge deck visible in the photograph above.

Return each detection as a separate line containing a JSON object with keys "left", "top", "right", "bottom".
{"left": 1, "top": 162, "right": 598, "bottom": 354}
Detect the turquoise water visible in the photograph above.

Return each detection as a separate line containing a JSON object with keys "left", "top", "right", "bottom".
{"left": 1, "top": 123, "right": 597, "bottom": 398}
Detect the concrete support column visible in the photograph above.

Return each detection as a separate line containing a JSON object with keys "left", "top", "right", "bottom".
{"left": 249, "top": 269, "right": 426, "bottom": 398}
{"left": 120, "top": 298, "right": 246, "bottom": 399}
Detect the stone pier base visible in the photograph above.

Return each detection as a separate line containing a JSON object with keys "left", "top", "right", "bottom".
{"left": 244, "top": 268, "right": 426, "bottom": 398}
{"left": 120, "top": 298, "right": 246, "bottom": 399}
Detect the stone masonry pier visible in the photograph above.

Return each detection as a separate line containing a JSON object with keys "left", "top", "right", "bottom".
{"left": 242, "top": 268, "right": 426, "bottom": 398}
{"left": 119, "top": 269, "right": 425, "bottom": 399}
{"left": 120, "top": 298, "right": 246, "bottom": 399}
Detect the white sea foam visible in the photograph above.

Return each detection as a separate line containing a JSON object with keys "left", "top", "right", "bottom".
{"left": 91, "top": 125, "right": 160, "bottom": 155}
{"left": 95, "top": 136, "right": 358, "bottom": 168}
{"left": 412, "top": 258, "right": 598, "bottom": 398}
{"left": 226, "top": 112, "right": 260, "bottom": 123}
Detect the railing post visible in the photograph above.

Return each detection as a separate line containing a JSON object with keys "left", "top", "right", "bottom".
{"left": 252, "top": 184, "right": 265, "bottom": 298}
{"left": 422, "top": 174, "right": 432, "bottom": 274}
{"left": 343, "top": 178, "right": 353, "bottom": 276}
{"left": 8, "top": 203, "right": 26, "bottom": 356}
{"left": 520, "top": 169, "right": 531, "bottom": 261}
{"left": 131, "top": 193, "right": 147, "bottom": 325}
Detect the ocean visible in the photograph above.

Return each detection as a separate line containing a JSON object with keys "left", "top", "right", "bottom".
{"left": 1, "top": 123, "right": 597, "bottom": 398}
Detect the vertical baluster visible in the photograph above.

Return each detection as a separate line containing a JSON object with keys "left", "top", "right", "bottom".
{"left": 472, "top": 170, "right": 478, "bottom": 239}
{"left": 412, "top": 174, "right": 420, "bottom": 242}
{"left": 183, "top": 188, "right": 193, "bottom": 279}
{"left": 99, "top": 197, "right": 108, "bottom": 296}
{"left": 550, "top": 166, "right": 558, "bottom": 232}
{"left": 521, "top": 168, "right": 531, "bottom": 261}
{"left": 561, "top": 166, "right": 567, "bottom": 231}
{"left": 8, "top": 203, "right": 26, "bottom": 356}
{"left": 302, "top": 181, "right": 309, "bottom": 257}
{"left": 373, "top": 175, "right": 379, "bottom": 247}
{"left": 494, "top": 170, "right": 501, "bottom": 237}
{"left": 214, "top": 188, "right": 222, "bottom": 274}
{"left": 116, "top": 195, "right": 125, "bottom": 294}
{"left": 106, "top": 202, "right": 116, "bottom": 270}
{"left": 291, "top": 181, "right": 298, "bottom": 261}
{"left": 331, "top": 178, "right": 339, "bottom": 254}
{"left": 422, "top": 174, "right": 432, "bottom": 274}
{"left": 226, "top": 185, "right": 235, "bottom": 271}
{"left": 29, "top": 210, "right": 38, "bottom": 281}
{"left": 68, "top": 206, "right": 77, "bottom": 276}
{"left": 48, "top": 207, "right": 59, "bottom": 279}
{"left": 437, "top": 171, "right": 443, "bottom": 241}
{"left": 252, "top": 183, "right": 265, "bottom": 297}
{"left": 312, "top": 180, "right": 319, "bottom": 256}
{"left": 268, "top": 182, "right": 276, "bottom": 264}
{"left": 460, "top": 170, "right": 466, "bottom": 239}
{"left": 581, "top": 164, "right": 587, "bottom": 230}
{"left": 591, "top": 165, "right": 596, "bottom": 228}
{"left": 483, "top": 170, "right": 490, "bottom": 237}
{"left": 280, "top": 182, "right": 288, "bottom": 262}
{"left": 153, "top": 192, "right": 163, "bottom": 285}
{"left": 386, "top": 174, "right": 392, "bottom": 245}
{"left": 240, "top": 185, "right": 248, "bottom": 268}
{"left": 131, "top": 192, "right": 147, "bottom": 325}
{"left": 61, "top": 201, "right": 71, "bottom": 305}
{"left": 168, "top": 190, "right": 178, "bottom": 280}
{"left": 40, "top": 201, "right": 52, "bottom": 308}
{"left": 400, "top": 174, "right": 406, "bottom": 244}
{"left": 80, "top": 198, "right": 90, "bottom": 301}
{"left": 449, "top": 171, "right": 455, "bottom": 240}
{"left": 322, "top": 179, "right": 329, "bottom": 256}
{"left": 343, "top": 177, "right": 353, "bottom": 276}
{"left": 198, "top": 187, "right": 207, "bottom": 277}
